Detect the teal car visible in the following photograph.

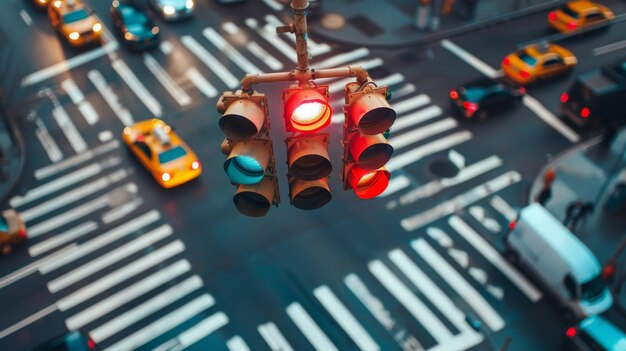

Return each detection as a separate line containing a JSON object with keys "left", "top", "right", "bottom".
{"left": 569, "top": 315, "right": 626, "bottom": 351}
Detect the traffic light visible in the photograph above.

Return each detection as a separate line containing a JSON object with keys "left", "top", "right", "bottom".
{"left": 283, "top": 85, "right": 333, "bottom": 210}
{"left": 217, "top": 91, "right": 279, "bottom": 217}
{"left": 342, "top": 82, "right": 397, "bottom": 199}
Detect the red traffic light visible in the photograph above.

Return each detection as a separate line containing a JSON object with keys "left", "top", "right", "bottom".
{"left": 347, "top": 166, "right": 390, "bottom": 199}
{"left": 283, "top": 86, "right": 332, "bottom": 133}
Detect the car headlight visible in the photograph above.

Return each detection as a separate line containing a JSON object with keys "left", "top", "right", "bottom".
{"left": 185, "top": 0, "right": 194, "bottom": 9}
{"left": 93, "top": 23, "right": 102, "bottom": 33}
{"left": 124, "top": 32, "right": 135, "bottom": 41}
{"left": 69, "top": 32, "right": 80, "bottom": 40}
{"left": 161, "top": 172, "right": 171, "bottom": 182}
{"left": 151, "top": 26, "right": 160, "bottom": 35}
{"left": 163, "top": 5, "right": 176, "bottom": 16}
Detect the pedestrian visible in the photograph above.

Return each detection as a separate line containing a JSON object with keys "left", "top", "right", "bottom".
{"left": 535, "top": 168, "right": 556, "bottom": 206}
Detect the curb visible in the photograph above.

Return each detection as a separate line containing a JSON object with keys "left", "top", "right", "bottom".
{"left": 309, "top": 0, "right": 569, "bottom": 49}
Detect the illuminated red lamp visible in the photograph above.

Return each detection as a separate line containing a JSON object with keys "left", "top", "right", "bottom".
{"left": 560, "top": 92, "right": 569, "bottom": 103}
{"left": 449, "top": 89, "right": 459, "bottom": 100}
{"left": 581, "top": 107, "right": 590, "bottom": 119}
{"left": 566, "top": 327, "right": 577, "bottom": 338}
{"left": 520, "top": 70, "right": 531, "bottom": 78}
{"left": 567, "top": 21, "right": 577, "bottom": 30}
{"left": 88, "top": 339, "right": 96, "bottom": 349}
{"left": 502, "top": 57, "right": 510, "bottom": 66}
{"left": 548, "top": 11, "right": 557, "bottom": 21}
{"left": 348, "top": 167, "right": 391, "bottom": 199}
{"left": 18, "top": 227, "right": 27, "bottom": 238}
{"left": 463, "top": 102, "right": 478, "bottom": 116}
{"left": 284, "top": 87, "right": 332, "bottom": 133}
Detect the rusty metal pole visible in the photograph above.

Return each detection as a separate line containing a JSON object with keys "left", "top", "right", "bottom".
{"left": 291, "top": 0, "right": 310, "bottom": 73}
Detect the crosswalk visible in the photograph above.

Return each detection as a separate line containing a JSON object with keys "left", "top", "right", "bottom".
{"left": 0, "top": 144, "right": 228, "bottom": 350}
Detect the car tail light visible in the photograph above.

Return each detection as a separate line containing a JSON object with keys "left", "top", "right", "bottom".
{"left": 449, "top": 90, "right": 459, "bottom": 99}
{"left": 463, "top": 102, "right": 478, "bottom": 115}
{"left": 520, "top": 70, "right": 530, "bottom": 78}
{"left": 191, "top": 161, "right": 200, "bottom": 170}
{"left": 88, "top": 339, "right": 96, "bottom": 349}
{"left": 560, "top": 92, "right": 569, "bottom": 103}
{"left": 18, "top": 228, "right": 27, "bottom": 239}
{"left": 518, "top": 87, "right": 527, "bottom": 95}
{"left": 581, "top": 107, "right": 590, "bottom": 119}
{"left": 161, "top": 172, "right": 171, "bottom": 182}
{"left": 567, "top": 21, "right": 577, "bottom": 30}
{"left": 502, "top": 57, "right": 510, "bottom": 66}
{"left": 549, "top": 12, "right": 557, "bottom": 21}
{"left": 566, "top": 327, "right": 577, "bottom": 338}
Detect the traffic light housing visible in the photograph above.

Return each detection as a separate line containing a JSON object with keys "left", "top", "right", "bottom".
{"left": 217, "top": 91, "right": 280, "bottom": 216}
{"left": 283, "top": 85, "right": 333, "bottom": 210}
{"left": 342, "top": 82, "right": 397, "bottom": 199}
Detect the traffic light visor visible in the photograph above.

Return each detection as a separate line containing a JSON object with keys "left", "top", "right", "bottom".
{"left": 285, "top": 89, "right": 332, "bottom": 132}
{"left": 290, "top": 178, "right": 332, "bottom": 210}
{"left": 287, "top": 136, "right": 332, "bottom": 181}
{"left": 350, "top": 93, "right": 396, "bottom": 135}
{"left": 224, "top": 140, "right": 271, "bottom": 185}
{"left": 349, "top": 134, "right": 394, "bottom": 171}
{"left": 219, "top": 98, "right": 265, "bottom": 141}
{"left": 233, "top": 177, "right": 277, "bottom": 217}
{"left": 349, "top": 167, "right": 391, "bottom": 199}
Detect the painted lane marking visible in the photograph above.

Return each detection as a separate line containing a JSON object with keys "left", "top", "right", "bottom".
{"left": 61, "top": 79, "right": 99, "bottom": 125}
{"left": 314, "top": 285, "right": 379, "bottom": 351}
{"left": 0, "top": 245, "right": 77, "bottom": 290}
{"left": 440, "top": 39, "right": 580, "bottom": 143}
{"left": 376, "top": 73, "right": 405, "bottom": 87}
{"left": 144, "top": 53, "right": 191, "bottom": 106}
{"left": 400, "top": 171, "right": 521, "bottom": 231}
{"left": 56, "top": 240, "right": 184, "bottom": 313}
{"left": 428, "top": 332, "right": 484, "bottom": 351}
{"left": 98, "top": 130, "right": 113, "bottom": 142}
{"left": 393, "top": 94, "right": 431, "bottom": 116}
{"left": 89, "top": 275, "right": 205, "bottom": 342}
{"left": 220, "top": 22, "right": 285, "bottom": 71}
{"left": 379, "top": 174, "right": 411, "bottom": 197}
{"left": 261, "top": 0, "right": 283, "bottom": 11}
{"left": 593, "top": 40, "right": 626, "bottom": 56}
{"left": 153, "top": 312, "right": 229, "bottom": 351}
{"left": 112, "top": 59, "right": 162, "bottom": 117}
{"left": 101, "top": 197, "right": 143, "bottom": 224}
{"left": 29, "top": 222, "right": 97, "bottom": 257}
{"left": 448, "top": 216, "right": 542, "bottom": 302}
{"left": 412, "top": 239, "right": 505, "bottom": 331}
{"left": 40, "top": 210, "right": 160, "bottom": 275}
{"left": 469, "top": 206, "right": 502, "bottom": 233}
{"left": 181, "top": 35, "right": 240, "bottom": 89}
{"left": 393, "top": 106, "right": 442, "bottom": 132}
{"left": 287, "top": 302, "right": 338, "bottom": 351}
{"left": 387, "top": 131, "right": 473, "bottom": 172}
{"left": 22, "top": 42, "right": 119, "bottom": 87}
{"left": 35, "top": 118, "right": 63, "bottom": 162}
{"left": 51, "top": 104, "right": 88, "bottom": 153}
{"left": 12, "top": 158, "right": 120, "bottom": 208}
{"left": 185, "top": 67, "right": 218, "bottom": 98}
{"left": 85, "top": 264, "right": 196, "bottom": 341}
{"left": 490, "top": 195, "right": 517, "bottom": 221}
{"left": 389, "top": 118, "right": 458, "bottom": 150}
{"left": 227, "top": 336, "right": 251, "bottom": 351}
{"left": 369, "top": 260, "right": 454, "bottom": 344}
{"left": 0, "top": 304, "right": 58, "bottom": 339}
{"left": 203, "top": 27, "right": 263, "bottom": 74}
{"left": 88, "top": 70, "right": 133, "bottom": 126}
{"left": 258, "top": 322, "right": 294, "bottom": 351}
{"left": 448, "top": 149, "right": 466, "bottom": 169}
{"left": 246, "top": 18, "right": 297, "bottom": 64}
{"left": 392, "top": 83, "right": 417, "bottom": 100}
{"left": 21, "top": 169, "right": 128, "bottom": 223}
{"left": 48, "top": 225, "right": 173, "bottom": 293}
{"left": 265, "top": 14, "right": 331, "bottom": 56}
{"left": 160, "top": 40, "right": 174, "bottom": 55}
{"left": 33, "top": 140, "right": 119, "bottom": 180}
{"left": 19, "top": 10, "right": 33, "bottom": 26}
{"left": 315, "top": 48, "right": 370, "bottom": 69}
{"left": 103, "top": 295, "right": 215, "bottom": 351}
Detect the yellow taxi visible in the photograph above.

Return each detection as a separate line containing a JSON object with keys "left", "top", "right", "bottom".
{"left": 48, "top": 0, "right": 102, "bottom": 47}
{"left": 122, "top": 119, "right": 202, "bottom": 188}
{"left": 34, "top": 0, "right": 51, "bottom": 9}
{"left": 548, "top": 1, "right": 614, "bottom": 32}
{"left": 502, "top": 43, "right": 577, "bottom": 84}
{"left": 0, "top": 210, "right": 27, "bottom": 255}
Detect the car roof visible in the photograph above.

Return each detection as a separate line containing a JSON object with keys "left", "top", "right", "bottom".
{"left": 566, "top": 1, "right": 599, "bottom": 12}
{"left": 519, "top": 204, "right": 601, "bottom": 283}
{"left": 580, "top": 315, "right": 626, "bottom": 350}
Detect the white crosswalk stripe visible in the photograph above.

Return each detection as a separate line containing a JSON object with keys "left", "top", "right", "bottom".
{"left": 286, "top": 302, "right": 338, "bottom": 351}
{"left": 258, "top": 322, "right": 294, "bottom": 351}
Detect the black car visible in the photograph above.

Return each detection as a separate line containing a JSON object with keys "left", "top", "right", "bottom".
{"left": 32, "top": 331, "right": 99, "bottom": 350}
{"left": 111, "top": 0, "right": 160, "bottom": 50}
{"left": 449, "top": 77, "right": 526, "bottom": 120}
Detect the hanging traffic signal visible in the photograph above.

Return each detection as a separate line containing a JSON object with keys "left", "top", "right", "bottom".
{"left": 217, "top": 91, "right": 279, "bottom": 217}
{"left": 342, "top": 82, "right": 397, "bottom": 199}
{"left": 283, "top": 85, "right": 332, "bottom": 133}
{"left": 283, "top": 85, "right": 333, "bottom": 210}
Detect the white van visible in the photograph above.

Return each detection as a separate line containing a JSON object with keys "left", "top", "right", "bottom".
{"left": 505, "top": 203, "right": 613, "bottom": 320}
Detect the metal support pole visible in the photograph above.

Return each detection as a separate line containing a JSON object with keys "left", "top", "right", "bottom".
{"left": 240, "top": 66, "right": 370, "bottom": 92}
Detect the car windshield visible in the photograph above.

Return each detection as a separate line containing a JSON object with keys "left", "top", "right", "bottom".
{"left": 121, "top": 7, "right": 148, "bottom": 25}
{"left": 0, "top": 218, "right": 7, "bottom": 232}
{"left": 63, "top": 9, "right": 89, "bottom": 23}
{"left": 560, "top": 5, "right": 580, "bottom": 19}
{"left": 158, "top": 146, "right": 187, "bottom": 164}
{"left": 517, "top": 51, "right": 538, "bottom": 66}
{"left": 581, "top": 275, "right": 606, "bottom": 300}
{"left": 462, "top": 85, "right": 503, "bottom": 103}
